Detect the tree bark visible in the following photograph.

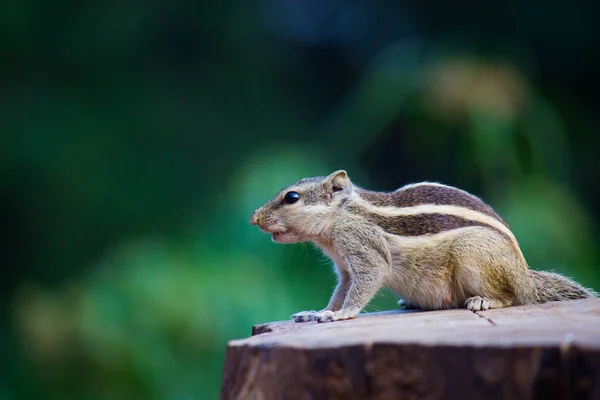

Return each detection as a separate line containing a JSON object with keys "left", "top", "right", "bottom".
{"left": 221, "top": 299, "right": 600, "bottom": 400}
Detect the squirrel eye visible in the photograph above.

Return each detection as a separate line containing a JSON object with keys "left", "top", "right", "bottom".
{"left": 282, "top": 191, "right": 300, "bottom": 205}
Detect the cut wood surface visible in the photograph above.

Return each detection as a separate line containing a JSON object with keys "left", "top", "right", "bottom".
{"left": 221, "top": 299, "right": 600, "bottom": 400}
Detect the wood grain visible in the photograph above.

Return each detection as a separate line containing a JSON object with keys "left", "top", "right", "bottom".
{"left": 221, "top": 299, "right": 600, "bottom": 400}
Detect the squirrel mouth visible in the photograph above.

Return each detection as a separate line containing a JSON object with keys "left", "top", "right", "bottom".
{"left": 258, "top": 224, "right": 297, "bottom": 243}
{"left": 271, "top": 231, "right": 296, "bottom": 243}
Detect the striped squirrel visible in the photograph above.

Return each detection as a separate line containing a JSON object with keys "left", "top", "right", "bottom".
{"left": 250, "top": 170, "right": 596, "bottom": 323}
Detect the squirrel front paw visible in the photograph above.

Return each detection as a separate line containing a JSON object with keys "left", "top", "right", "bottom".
{"left": 314, "top": 308, "right": 360, "bottom": 323}
{"left": 291, "top": 310, "right": 318, "bottom": 323}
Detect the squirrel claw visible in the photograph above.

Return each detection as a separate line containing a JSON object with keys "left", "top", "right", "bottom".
{"left": 314, "top": 310, "right": 335, "bottom": 323}
{"left": 314, "top": 308, "right": 359, "bottom": 323}
{"left": 291, "top": 310, "right": 317, "bottom": 322}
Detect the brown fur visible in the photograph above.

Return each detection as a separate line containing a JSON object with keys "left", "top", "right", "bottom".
{"left": 351, "top": 205, "right": 512, "bottom": 241}
{"left": 250, "top": 171, "right": 597, "bottom": 323}
{"left": 358, "top": 184, "right": 508, "bottom": 226}
{"left": 531, "top": 270, "right": 597, "bottom": 302}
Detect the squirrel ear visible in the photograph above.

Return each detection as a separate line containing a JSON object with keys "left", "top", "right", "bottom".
{"left": 324, "top": 170, "right": 351, "bottom": 193}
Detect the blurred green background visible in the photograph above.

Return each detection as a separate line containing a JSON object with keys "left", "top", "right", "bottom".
{"left": 2, "top": 0, "right": 600, "bottom": 399}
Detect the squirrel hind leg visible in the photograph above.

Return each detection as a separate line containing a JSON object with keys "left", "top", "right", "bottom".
{"left": 450, "top": 229, "right": 530, "bottom": 309}
{"left": 464, "top": 296, "right": 510, "bottom": 311}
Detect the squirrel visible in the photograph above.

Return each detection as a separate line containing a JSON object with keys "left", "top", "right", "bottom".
{"left": 250, "top": 170, "right": 597, "bottom": 323}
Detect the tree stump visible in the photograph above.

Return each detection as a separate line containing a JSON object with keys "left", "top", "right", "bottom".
{"left": 220, "top": 299, "right": 600, "bottom": 400}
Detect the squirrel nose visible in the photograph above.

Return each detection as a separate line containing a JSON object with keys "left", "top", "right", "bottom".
{"left": 250, "top": 210, "right": 260, "bottom": 225}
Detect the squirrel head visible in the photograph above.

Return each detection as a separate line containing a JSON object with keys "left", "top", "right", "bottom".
{"left": 250, "top": 170, "right": 353, "bottom": 243}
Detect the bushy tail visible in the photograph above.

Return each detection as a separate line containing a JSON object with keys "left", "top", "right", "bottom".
{"left": 531, "top": 270, "right": 597, "bottom": 303}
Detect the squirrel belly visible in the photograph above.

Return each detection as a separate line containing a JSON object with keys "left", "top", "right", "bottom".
{"left": 250, "top": 170, "right": 597, "bottom": 323}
